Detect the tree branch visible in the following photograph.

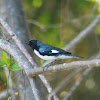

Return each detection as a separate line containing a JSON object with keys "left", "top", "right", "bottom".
{"left": 1, "top": 15, "right": 100, "bottom": 99}
{"left": 29, "top": 59, "right": 100, "bottom": 77}
{"left": 48, "top": 52, "right": 100, "bottom": 100}
{"left": 48, "top": 69, "right": 82, "bottom": 100}
{"left": 42, "top": 14, "right": 100, "bottom": 68}
{"left": 0, "top": 39, "right": 41, "bottom": 100}
{"left": 0, "top": 89, "right": 12, "bottom": 99}
{"left": 1, "top": 38, "right": 100, "bottom": 100}
{"left": 64, "top": 14, "right": 100, "bottom": 50}
{"left": 63, "top": 68, "right": 92, "bottom": 100}
{"left": 39, "top": 74, "right": 59, "bottom": 100}
{"left": 0, "top": 17, "right": 37, "bottom": 67}
{"left": 5, "top": 68, "right": 16, "bottom": 100}
{"left": 0, "top": 17, "right": 58, "bottom": 100}
{"left": 1, "top": 38, "right": 100, "bottom": 81}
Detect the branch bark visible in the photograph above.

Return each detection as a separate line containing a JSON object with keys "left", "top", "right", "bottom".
{"left": 0, "top": 4, "right": 100, "bottom": 100}
{"left": 0, "top": 0, "right": 42, "bottom": 99}
{"left": 1, "top": 38, "right": 100, "bottom": 100}
{"left": 0, "top": 39, "right": 100, "bottom": 76}
{"left": 0, "top": 17, "right": 58, "bottom": 100}
{"left": 0, "top": 0, "right": 53, "bottom": 99}
{"left": 0, "top": 38, "right": 100, "bottom": 79}
{"left": 0, "top": 39, "right": 41, "bottom": 99}
{"left": 29, "top": 59, "right": 100, "bottom": 77}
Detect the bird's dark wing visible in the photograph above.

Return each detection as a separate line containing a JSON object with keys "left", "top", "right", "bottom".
{"left": 39, "top": 44, "right": 71, "bottom": 56}
{"left": 39, "top": 46, "right": 55, "bottom": 56}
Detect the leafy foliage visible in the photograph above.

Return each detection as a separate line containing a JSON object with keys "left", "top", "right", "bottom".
{"left": 10, "top": 62, "right": 22, "bottom": 71}
{"left": 1, "top": 51, "right": 10, "bottom": 66}
{"left": 0, "top": 51, "right": 22, "bottom": 71}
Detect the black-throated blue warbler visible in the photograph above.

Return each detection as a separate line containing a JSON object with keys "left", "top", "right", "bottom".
{"left": 26, "top": 39, "right": 83, "bottom": 60}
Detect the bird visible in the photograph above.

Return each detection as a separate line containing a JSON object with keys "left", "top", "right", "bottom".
{"left": 26, "top": 39, "right": 83, "bottom": 60}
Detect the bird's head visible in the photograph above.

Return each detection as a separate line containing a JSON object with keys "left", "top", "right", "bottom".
{"left": 26, "top": 39, "right": 42, "bottom": 50}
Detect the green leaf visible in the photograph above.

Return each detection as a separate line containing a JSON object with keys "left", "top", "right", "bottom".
{"left": 10, "top": 62, "right": 22, "bottom": 71}
{"left": 32, "top": 0, "right": 42, "bottom": 8}
{"left": 1, "top": 51, "right": 10, "bottom": 66}
{"left": 10, "top": 59, "right": 15, "bottom": 64}
{"left": 0, "top": 61, "right": 5, "bottom": 66}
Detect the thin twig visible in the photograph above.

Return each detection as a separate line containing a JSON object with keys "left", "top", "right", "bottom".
{"left": 39, "top": 75, "right": 59, "bottom": 100}
{"left": 81, "top": 2, "right": 98, "bottom": 30}
{"left": 63, "top": 68, "right": 92, "bottom": 100}
{"left": 5, "top": 68, "right": 16, "bottom": 100}
{"left": 48, "top": 69, "right": 82, "bottom": 100}
{"left": 28, "top": 16, "right": 89, "bottom": 29}
{"left": 64, "top": 15, "right": 100, "bottom": 50}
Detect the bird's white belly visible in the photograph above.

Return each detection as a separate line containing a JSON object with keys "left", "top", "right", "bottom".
{"left": 34, "top": 49, "right": 73, "bottom": 60}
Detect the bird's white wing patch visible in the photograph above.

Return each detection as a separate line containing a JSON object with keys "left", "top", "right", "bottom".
{"left": 51, "top": 50, "right": 59, "bottom": 53}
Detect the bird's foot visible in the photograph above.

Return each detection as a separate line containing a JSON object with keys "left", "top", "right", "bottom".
{"left": 42, "top": 60, "right": 57, "bottom": 70}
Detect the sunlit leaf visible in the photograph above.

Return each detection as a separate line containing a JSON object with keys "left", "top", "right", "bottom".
{"left": 10, "top": 62, "right": 22, "bottom": 71}
{"left": 1, "top": 51, "right": 10, "bottom": 66}
{"left": 10, "top": 59, "right": 15, "bottom": 64}
{"left": 32, "top": 0, "right": 42, "bottom": 8}
{"left": 0, "top": 61, "right": 5, "bottom": 66}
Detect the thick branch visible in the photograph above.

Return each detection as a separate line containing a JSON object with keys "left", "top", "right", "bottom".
{"left": 0, "top": 39, "right": 41, "bottom": 100}
{"left": 0, "top": 39, "right": 33, "bottom": 70}
{"left": 1, "top": 38, "right": 100, "bottom": 100}
{"left": 0, "top": 0, "right": 41, "bottom": 99}
{"left": 29, "top": 59, "right": 100, "bottom": 77}
{"left": 0, "top": 89, "right": 11, "bottom": 99}
{"left": 0, "top": 17, "right": 37, "bottom": 67}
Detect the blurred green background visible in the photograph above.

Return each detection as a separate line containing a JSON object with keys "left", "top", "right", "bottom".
{"left": 23, "top": 0, "right": 100, "bottom": 100}
{"left": 1, "top": 0, "right": 100, "bottom": 100}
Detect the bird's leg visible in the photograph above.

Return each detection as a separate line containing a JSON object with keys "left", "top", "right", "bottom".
{"left": 42, "top": 60, "right": 57, "bottom": 70}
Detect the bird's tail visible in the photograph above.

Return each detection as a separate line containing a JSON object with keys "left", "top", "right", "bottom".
{"left": 70, "top": 54, "right": 83, "bottom": 59}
